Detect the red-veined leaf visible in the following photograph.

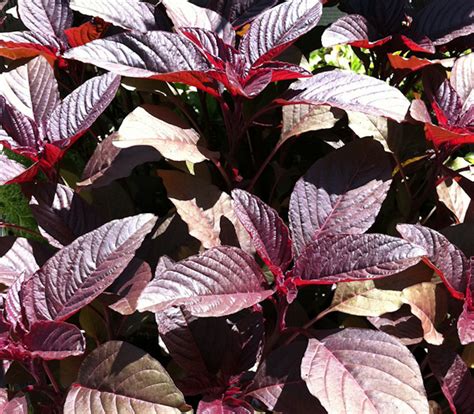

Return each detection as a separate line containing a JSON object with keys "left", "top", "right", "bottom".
{"left": 451, "top": 53, "right": 474, "bottom": 105}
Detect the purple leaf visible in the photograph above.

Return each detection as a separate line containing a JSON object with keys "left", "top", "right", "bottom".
{"left": 0, "top": 30, "right": 61, "bottom": 52}
{"left": 163, "top": 0, "right": 235, "bottom": 45}
{"left": 428, "top": 345, "right": 474, "bottom": 414}
{"left": 26, "top": 182, "right": 102, "bottom": 248}
{"left": 4, "top": 272, "right": 26, "bottom": 330}
{"left": 109, "top": 259, "right": 153, "bottom": 315}
{"left": 458, "top": 256, "right": 474, "bottom": 344}
{"left": 77, "top": 132, "right": 161, "bottom": 190}
{"left": 281, "top": 104, "right": 345, "bottom": 142}
{"left": 156, "top": 307, "right": 263, "bottom": 383}
{"left": 115, "top": 105, "right": 216, "bottom": 164}
{"left": 64, "top": 341, "right": 189, "bottom": 413}
{"left": 245, "top": 340, "right": 325, "bottom": 413}
{"left": 289, "top": 138, "right": 392, "bottom": 254}
{"left": 23, "top": 320, "right": 85, "bottom": 360}
{"left": 0, "top": 395, "right": 28, "bottom": 414}
{"left": 69, "top": 0, "right": 157, "bottom": 32}
{"left": 206, "top": 0, "right": 278, "bottom": 27}
{"left": 451, "top": 53, "right": 474, "bottom": 105}
{"left": 342, "top": 0, "right": 406, "bottom": 34}
{"left": 458, "top": 303, "right": 474, "bottom": 345}
{"left": 22, "top": 214, "right": 157, "bottom": 324}
{"left": 18, "top": 0, "right": 73, "bottom": 40}
{"left": 301, "top": 329, "right": 429, "bottom": 414}
{"left": 412, "top": 0, "right": 474, "bottom": 46}
{"left": 232, "top": 189, "right": 292, "bottom": 278}
{"left": 0, "top": 100, "right": 41, "bottom": 154}
{"left": 197, "top": 399, "right": 252, "bottom": 414}
{"left": 137, "top": 246, "right": 273, "bottom": 317}
{"left": 279, "top": 70, "right": 410, "bottom": 122}
{"left": 63, "top": 32, "right": 217, "bottom": 94}
{"left": 293, "top": 234, "right": 426, "bottom": 284}
{"left": 239, "top": 0, "right": 322, "bottom": 66}
{"left": 0, "top": 237, "right": 53, "bottom": 284}
{"left": 322, "top": 14, "right": 391, "bottom": 48}
{"left": 0, "top": 56, "right": 59, "bottom": 124}
{"left": 396, "top": 224, "right": 469, "bottom": 299}
{"left": 46, "top": 72, "right": 120, "bottom": 144}
{"left": 0, "top": 155, "right": 27, "bottom": 185}
{"left": 368, "top": 306, "right": 424, "bottom": 346}
{"left": 423, "top": 68, "right": 463, "bottom": 126}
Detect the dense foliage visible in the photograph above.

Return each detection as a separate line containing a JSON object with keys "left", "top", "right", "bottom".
{"left": 0, "top": 0, "right": 473, "bottom": 412}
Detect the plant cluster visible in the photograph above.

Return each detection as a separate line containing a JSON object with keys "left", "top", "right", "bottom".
{"left": 0, "top": 0, "right": 473, "bottom": 413}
